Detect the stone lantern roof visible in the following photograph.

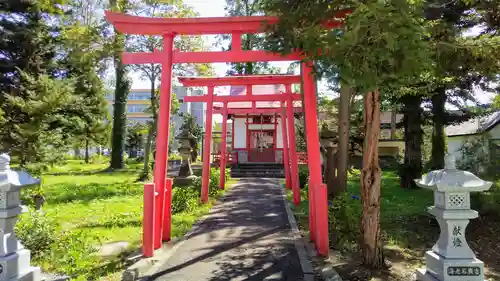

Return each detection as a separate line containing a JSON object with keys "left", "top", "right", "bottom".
{"left": 175, "top": 129, "right": 196, "bottom": 141}
{"left": 414, "top": 154, "right": 492, "bottom": 193}
{"left": 0, "top": 154, "right": 40, "bottom": 191}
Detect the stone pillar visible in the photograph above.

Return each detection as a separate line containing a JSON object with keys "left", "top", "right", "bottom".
{"left": 0, "top": 154, "right": 41, "bottom": 281}
{"left": 415, "top": 154, "right": 492, "bottom": 281}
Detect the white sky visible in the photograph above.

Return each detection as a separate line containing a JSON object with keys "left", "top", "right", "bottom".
{"left": 129, "top": 0, "right": 494, "bottom": 105}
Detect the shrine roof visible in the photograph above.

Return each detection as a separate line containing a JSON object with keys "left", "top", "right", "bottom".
{"left": 178, "top": 75, "right": 301, "bottom": 87}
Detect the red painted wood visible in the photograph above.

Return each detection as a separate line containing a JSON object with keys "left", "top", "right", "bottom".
{"left": 105, "top": 10, "right": 349, "bottom": 35}
{"left": 143, "top": 183, "right": 155, "bottom": 257}
{"left": 220, "top": 103, "right": 228, "bottom": 189}
{"left": 201, "top": 87, "right": 214, "bottom": 203}
{"left": 231, "top": 117, "right": 235, "bottom": 150}
{"left": 179, "top": 75, "right": 301, "bottom": 87}
{"left": 162, "top": 178, "right": 173, "bottom": 241}
{"left": 183, "top": 93, "right": 301, "bottom": 103}
{"left": 316, "top": 184, "right": 329, "bottom": 256}
{"left": 280, "top": 103, "right": 291, "bottom": 189}
{"left": 232, "top": 33, "right": 242, "bottom": 51}
{"left": 215, "top": 107, "right": 301, "bottom": 114}
{"left": 153, "top": 34, "right": 174, "bottom": 248}
{"left": 286, "top": 95, "right": 300, "bottom": 205}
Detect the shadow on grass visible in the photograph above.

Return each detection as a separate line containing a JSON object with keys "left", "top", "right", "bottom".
{"left": 79, "top": 218, "right": 142, "bottom": 229}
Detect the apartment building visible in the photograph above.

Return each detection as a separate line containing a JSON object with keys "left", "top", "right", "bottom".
{"left": 106, "top": 86, "right": 206, "bottom": 151}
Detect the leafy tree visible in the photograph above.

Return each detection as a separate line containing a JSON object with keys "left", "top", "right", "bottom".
{"left": 109, "top": 0, "right": 132, "bottom": 170}
{"left": 261, "top": 0, "right": 431, "bottom": 267}
{"left": 220, "top": 0, "right": 280, "bottom": 75}
{"left": 130, "top": 0, "right": 214, "bottom": 181}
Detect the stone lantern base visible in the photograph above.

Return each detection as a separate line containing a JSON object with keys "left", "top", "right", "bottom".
{"left": 417, "top": 250, "right": 485, "bottom": 281}
{"left": 174, "top": 175, "right": 198, "bottom": 187}
{"left": 0, "top": 248, "right": 40, "bottom": 281}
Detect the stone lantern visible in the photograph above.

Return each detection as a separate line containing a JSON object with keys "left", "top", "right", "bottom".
{"left": 414, "top": 154, "right": 492, "bottom": 281}
{"left": 174, "top": 129, "right": 198, "bottom": 186}
{"left": 0, "top": 154, "right": 40, "bottom": 281}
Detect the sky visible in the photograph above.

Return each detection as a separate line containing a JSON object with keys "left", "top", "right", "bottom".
{"left": 129, "top": 0, "right": 495, "bottom": 105}
{"left": 130, "top": 0, "right": 306, "bottom": 93}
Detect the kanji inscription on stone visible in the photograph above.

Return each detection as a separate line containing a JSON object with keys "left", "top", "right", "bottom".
{"left": 447, "top": 266, "right": 480, "bottom": 276}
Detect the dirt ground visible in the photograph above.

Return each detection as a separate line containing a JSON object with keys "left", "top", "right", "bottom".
{"left": 311, "top": 213, "right": 500, "bottom": 281}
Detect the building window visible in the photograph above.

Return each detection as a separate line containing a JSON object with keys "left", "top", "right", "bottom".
{"left": 127, "top": 104, "right": 148, "bottom": 113}
{"left": 129, "top": 92, "right": 151, "bottom": 100}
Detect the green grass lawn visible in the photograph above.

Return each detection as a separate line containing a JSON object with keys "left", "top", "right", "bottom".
{"left": 17, "top": 160, "right": 234, "bottom": 281}
{"left": 287, "top": 169, "right": 434, "bottom": 250}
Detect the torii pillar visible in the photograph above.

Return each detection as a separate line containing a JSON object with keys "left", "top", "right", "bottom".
{"left": 280, "top": 101, "right": 291, "bottom": 189}
{"left": 201, "top": 86, "right": 215, "bottom": 203}
{"left": 286, "top": 85, "right": 300, "bottom": 205}
{"left": 302, "top": 62, "right": 328, "bottom": 256}
{"left": 219, "top": 102, "right": 228, "bottom": 189}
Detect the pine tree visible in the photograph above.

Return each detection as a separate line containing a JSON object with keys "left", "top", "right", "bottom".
{"left": 0, "top": 0, "right": 74, "bottom": 164}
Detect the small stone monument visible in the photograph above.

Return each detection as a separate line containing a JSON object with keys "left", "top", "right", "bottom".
{"left": 0, "top": 154, "right": 41, "bottom": 281}
{"left": 414, "top": 154, "right": 492, "bottom": 281}
{"left": 174, "top": 129, "right": 198, "bottom": 186}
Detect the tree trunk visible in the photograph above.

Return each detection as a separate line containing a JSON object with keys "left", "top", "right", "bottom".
{"left": 84, "top": 137, "right": 90, "bottom": 164}
{"left": 360, "top": 90, "right": 384, "bottom": 268}
{"left": 431, "top": 89, "right": 446, "bottom": 170}
{"left": 390, "top": 110, "right": 397, "bottom": 139}
{"left": 400, "top": 94, "right": 423, "bottom": 189}
{"left": 109, "top": 0, "right": 129, "bottom": 170}
{"left": 139, "top": 79, "right": 158, "bottom": 181}
{"left": 325, "top": 148, "right": 338, "bottom": 198}
{"left": 337, "top": 83, "right": 351, "bottom": 194}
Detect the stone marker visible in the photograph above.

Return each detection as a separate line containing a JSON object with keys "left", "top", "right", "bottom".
{"left": 0, "top": 154, "right": 41, "bottom": 281}
{"left": 414, "top": 154, "right": 492, "bottom": 281}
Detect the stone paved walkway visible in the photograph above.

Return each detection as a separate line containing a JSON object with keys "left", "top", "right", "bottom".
{"left": 148, "top": 178, "right": 308, "bottom": 281}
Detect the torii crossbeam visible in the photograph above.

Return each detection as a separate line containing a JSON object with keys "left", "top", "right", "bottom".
{"left": 104, "top": 10, "right": 347, "bottom": 259}
{"left": 179, "top": 75, "right": 304, "bottom": 205}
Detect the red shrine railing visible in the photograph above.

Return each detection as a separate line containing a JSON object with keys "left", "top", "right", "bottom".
{"left": 211, "top": 149, "right": 308, "bottom": 165}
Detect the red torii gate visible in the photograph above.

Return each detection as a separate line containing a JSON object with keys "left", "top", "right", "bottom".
{"left": 105, "top": 10, "right": 347, "bottom": 258}
{"left": 178, "top": 75, "right": 303, "bottom": 203}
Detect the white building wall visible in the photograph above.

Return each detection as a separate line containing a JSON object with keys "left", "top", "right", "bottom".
{"left": 276, "top": 119, "right": 283, "bottom": 148}
{"left": 234, "top": 118, "right": 246, "bottom": 148}
{"left": 232, "top": 117, "right": 300, "bottom": 150}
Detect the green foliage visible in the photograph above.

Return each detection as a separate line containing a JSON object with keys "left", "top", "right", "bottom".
{"left": 16, "top": 212, "right": 59, "bottom": 261}
{"left": 172, "top": 187, "right": 199, "bottom": 213}
{"left": 457, "top": 134, "right": 493, "bottom": 175}
{"left": 0, "top": 72, "right": 81, "bottom": 165}
{"left": 298, "top": 166, "right": 309, "bottom": 188}
{"left": 220, "top": 0, "right": 281, "bottom": 75}
{"left": 168, "top": 153, "right": 182, "bottom": 161}
{"left": 262, "top": 0, "right": 431, "bottom": 92}
{"left": 328, "top": 192, "right": 362, "bottom": 250}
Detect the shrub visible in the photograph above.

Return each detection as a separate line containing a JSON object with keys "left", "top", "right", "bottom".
{"left": 172, "top": 187, "right": 199, "bottom": 213}
{"left": 168, "top": 153, "right": 182, "bottom": 161}
{"left": 16, "top": 212, "right": 59, "bottom": 261}
{"left": 298, "top": 166, "right": 309, "bottom": 188}
{"left": 328, "top": 192, "right": 362, "bottom": 251}
{"left": 47, "top": 231, "right": 98, "bottom": 277}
